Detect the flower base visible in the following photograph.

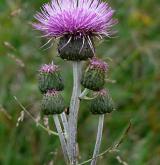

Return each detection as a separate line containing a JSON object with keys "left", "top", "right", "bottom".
{"left": 58, "top": 35, "right": 94, "bottom": 61}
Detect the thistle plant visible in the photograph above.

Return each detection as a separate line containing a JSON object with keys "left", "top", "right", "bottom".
{"left": 33, "top": 0, "right": 117, "bottom": 164}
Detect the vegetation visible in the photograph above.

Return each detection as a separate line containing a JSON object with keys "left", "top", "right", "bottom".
{"left": 0, "top": 0, "right": 159, "bottom": 164}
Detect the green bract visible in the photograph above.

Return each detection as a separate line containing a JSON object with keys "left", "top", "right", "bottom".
{"left": 81, "top": 68, "right": 105, "bottom": 91}
{"left": 58, "top": 35, "right": 94, "bottom": 61}
{"left": 38, "top": 71, "right": 64, "bottom": 94}
{"left": 41, "top": 91, "right": 65, "bottom": 115}
{"left": 90, "top": 93, "right": 114, "bottom": 115}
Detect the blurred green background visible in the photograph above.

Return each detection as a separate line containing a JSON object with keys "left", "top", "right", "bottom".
{"left": 0, "top": 0, "right": 160, "bottom": 164}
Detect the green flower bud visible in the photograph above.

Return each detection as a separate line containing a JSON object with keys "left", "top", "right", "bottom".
{"left": 38, "top": 64, "right": 64, "bottom": 93}
{"left": 81, "top": 58, "right": 108, "bottom": 91}
{"left": 41, "top": 90, "right": 65, "bottom": 115}
{"left": 90, "top": 89, "right": 115, "bottom": 115}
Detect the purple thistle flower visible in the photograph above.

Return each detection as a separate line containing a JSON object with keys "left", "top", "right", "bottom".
{"left": 40, "top": 64, "right": 59, "bottom": 73}
{"left": 34, "top": 0, "right": 117, "bottom": 40}
{"left": 89, "top": 57, "right": 108, "bottom": 71}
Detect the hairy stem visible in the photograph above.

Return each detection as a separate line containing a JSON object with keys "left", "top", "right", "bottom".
{"left": 60, "top": 112, "right": 71, "bottom": 162}
{"left": 60, "top": 112, "right": 69, "bottom": 140}
{"left": 53, "top": 115, "right": 70, "bottom": 164}
{"left": 68, "top": 62, "right": 82, "bottom": 165}
{"left": 91, "top": 115, "right": 104, "bottom": 165}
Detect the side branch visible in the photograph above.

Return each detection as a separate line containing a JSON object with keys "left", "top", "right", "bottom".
{"left": 91, "top": 115, "right": 104, "bottom": 165}
{"left": 53, "top": 115, "right": 70, "bottom": 164}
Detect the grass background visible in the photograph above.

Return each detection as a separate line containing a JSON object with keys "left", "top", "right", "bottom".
{"left": 0, "top": 0, "right": 160, "bottom": 164}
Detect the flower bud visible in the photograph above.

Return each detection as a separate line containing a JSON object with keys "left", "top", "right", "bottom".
{"left": 81, "top": 58, "right": 108, "bottom": 91}
{"left": 58, "top": 35, "right": 94, "bottom": 61}
{"left": 90, "top": 89, "right": 115, "bottom": 115}
{"left": 41, "top": 90, "right": 65, "bottom": 115}
{"left": 38, "top": 64, "right": 64, "bottom": 93}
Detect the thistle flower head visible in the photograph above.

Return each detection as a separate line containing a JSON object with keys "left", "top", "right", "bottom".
{"left": 38, "top": 63, "right": 64, "bottom": 93}
{"left": 81, "top": 58, "right": 107, "bottom": 90}
{"left": 89, "top": 58, "right": 108, "bottom": 71}
{"left": 34, "top": 0, "right": 117, "bottom": 39}
{"left": 40, "top": 64, "right": 59, "bottom": 73}
{"left": 90, "top": 89, "right": 115, "bottom": 114}
{"left": 42, "top": 89, "right": 65, "bottom": 115}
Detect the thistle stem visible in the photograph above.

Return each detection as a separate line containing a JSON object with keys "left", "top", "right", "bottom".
{"left": 53, "top": 115, "right": 70, "bottom": 164}
{"left": 91, "top": 115, "right": 104, "bottom": 165}
{"left": 68, "top": 62, "right": 82, "bottom": 165}
{"left": 60, "top": 112, "right": 69, "bottom": 140}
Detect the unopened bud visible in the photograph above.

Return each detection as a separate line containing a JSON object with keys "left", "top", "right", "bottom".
{"left": 41, "top": 90, "right": 65, "bottom": 115}
{"left": 81, "top": 58, "right": 108, "bottom": 91}
{"left": 90, "top": 89, "right": 115, "bottom": 115}
{"left": 38, "top": 64, "right": 64, "bottom": 93}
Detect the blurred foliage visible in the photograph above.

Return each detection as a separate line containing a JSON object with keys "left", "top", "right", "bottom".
{"left": 0, "top": 0, "right": 160, "bottom": 165}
